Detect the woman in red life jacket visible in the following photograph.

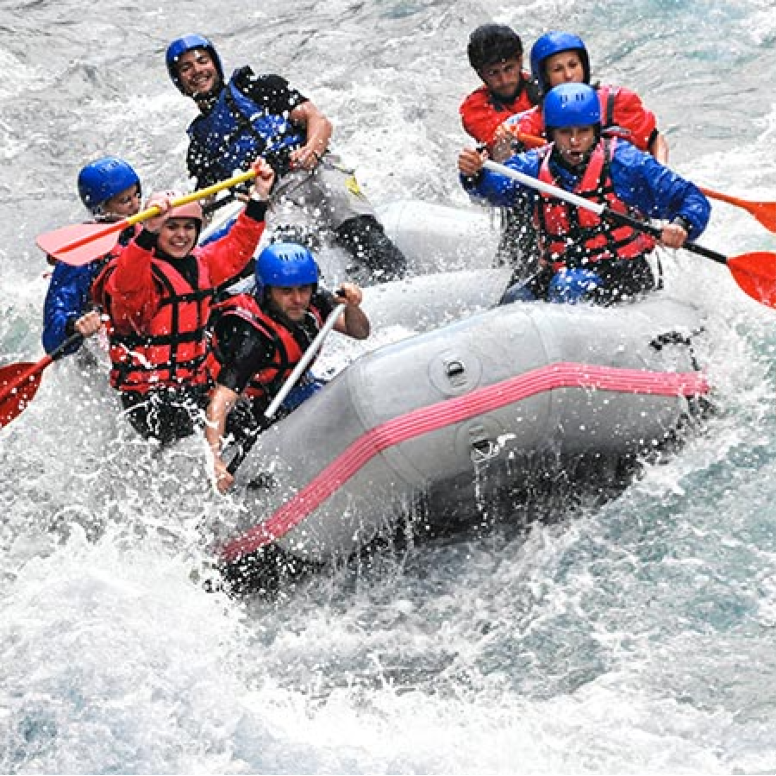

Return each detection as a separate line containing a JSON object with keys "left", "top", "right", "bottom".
{"left": 499, "top": 31, "right": 670, "bottom": 164}
{"left": 93, "top": 158, "right": 275, "bottom": 447}
{"left": 206, "top": 242, "right": 369, "bottom": 493}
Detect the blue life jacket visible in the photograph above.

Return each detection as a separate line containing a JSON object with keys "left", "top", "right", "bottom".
{"left": 188, "top": 73, "right": 305, "bottom": 182}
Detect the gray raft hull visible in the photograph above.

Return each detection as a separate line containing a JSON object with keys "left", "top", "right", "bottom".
{"left": 221, "top": 295, "right": 708, "bottom": 568}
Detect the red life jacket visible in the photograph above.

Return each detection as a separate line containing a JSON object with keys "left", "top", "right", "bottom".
{"left": 97, "top": 258, "right": 215, "bottom": 392}
{"left": 598, "top": 84, "right": 657, "bottom": 152}
{"left": 460, "top": 74, "right": 540, "bottom": 149}
{"left": 510, "top": 84, "right": 657, "bottom": 154}
{"left": 535, "top": 138, "right": 656, "bottom": 270}
{"left": 210, "top": 292, "right": 324, "bottom": 400}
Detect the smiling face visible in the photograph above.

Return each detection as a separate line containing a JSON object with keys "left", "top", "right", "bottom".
{"left": 175, "top": 48, "right": 221, "bottom": 98}
{"left": 157, "top": 218, "right": 199, "bottom": 259}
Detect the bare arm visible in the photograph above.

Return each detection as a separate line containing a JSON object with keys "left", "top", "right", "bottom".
{"left": 205, "top": 383, "right": 240, "bottom": 494}
{"left": 289, "top": 100, "right": 333, "bottom": 171}
{"left": 341, "top": 308, "right": 370, "bottom": 339}
{"left": 649, "top": 132, "right": 670, "bottom": 165}
{"left": 332, "top": 282, "right": 370, "bottom": 339}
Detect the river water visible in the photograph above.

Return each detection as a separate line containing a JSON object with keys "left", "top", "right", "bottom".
{"left": 2, "top": 0, "right": 776, "bottom": 773}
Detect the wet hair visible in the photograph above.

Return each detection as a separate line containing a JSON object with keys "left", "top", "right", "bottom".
{"left": 467, "top": 24, "right": 523, "bottom": 71}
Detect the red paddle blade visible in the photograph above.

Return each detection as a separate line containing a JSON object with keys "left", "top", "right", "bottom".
{"left": 35, "top": 221, "right": 123, "bottom": 266}
{"left": 727, "top": 251, "right": 776, "bottom": 307}
{"left": 748, "top": 202, "right": 776, "bottom": 233}
{"left": 700, "top": 187, "right": 776, "bottom": 233}
{"left": 0, "top": 362, "right": 44, "bottom": 427}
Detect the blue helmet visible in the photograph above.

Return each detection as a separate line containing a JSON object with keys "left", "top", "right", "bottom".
{"left": 255, "top": 242, "right": 319, "bottom": 297}
{"left": 543, "top": 83, "right": 601, "bottom": 130}
{"left": 77, "top": 156, "right": 140, "bottom": 214}
{"left": 530, "top": 31, "right": 590, "bottom": 94}
{"left": 165, "top": 34, "right": 224, "bottom": 93}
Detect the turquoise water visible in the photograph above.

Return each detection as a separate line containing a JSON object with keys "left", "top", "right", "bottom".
{"left": 2, "top": 0, "right": 776, "bottom": 772}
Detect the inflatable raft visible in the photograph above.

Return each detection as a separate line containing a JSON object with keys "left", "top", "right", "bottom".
{"left": 211, "top": 197, "right": 502, "bottom": 285}
{"left": 215, "top": 292, "right": 710, "bottom": 590}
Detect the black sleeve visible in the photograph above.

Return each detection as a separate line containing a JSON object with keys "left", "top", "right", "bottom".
{"left": 244, "top": 199, "right": 268, "bottom": 223}
{"left": 215, "top": 315, "right": 276, "bottom": 394}
{"left": 232, "top": 66, "right": 308, "bottom": 115}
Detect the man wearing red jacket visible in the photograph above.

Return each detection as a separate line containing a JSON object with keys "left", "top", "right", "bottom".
{"left": 458, "top": 24, "right": 542, "bottom": 282}
{"left": 459, "top": 24, "right": 540, "bottom": 157}
{"left": 93, "top": 158, "right": 275, "bottom": 446}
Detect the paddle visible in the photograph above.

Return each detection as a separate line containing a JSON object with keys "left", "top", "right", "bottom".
{"left": 698, "top": 187, "right": 776, "bottom": 234}
{"left": 36, "top": 169, "right": 259, "bottom": 266}
{"left": 506, "top": 129, "right": 545, "bottom": 149}
{"left": 482, "top": 159, "right": 776, "bottom": 308}
{"left": 226, "top": 302, "right": 347, "bottom": 476}
{"left": 504, "top": 126, "right": 776, "bottom": 234}
{"left": 0, "top": 332, "right": 83, "bottom": 428}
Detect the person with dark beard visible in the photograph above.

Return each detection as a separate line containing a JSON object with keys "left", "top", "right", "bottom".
{"left": 459, "top": 24, "right": 540, "bottom": 158}
{"left": 458, "top": 23, "right": 542, "bottom": 283}
{"left": 205, "top": 242, "right": 369, "bottom": 493}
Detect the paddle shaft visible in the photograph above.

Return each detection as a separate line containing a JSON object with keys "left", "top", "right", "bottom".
{"left": 4, "top": 331, "right": 82, "bottom": 390}
{"left": 51, "top": 169, "right": 258, "bottom": 258}
{"left": 481, "top": 160, "right": 728, "bottom": 267}
{"left": 0, "top": 332, "right": 83, "bottom": 420}
{"left": 504, "top": 125, "right": 776, "bottom": 229}
{"left": 226, "top": 303, "right": 347, "bottom": 476}
{"left": 263, "top": 303, "right": 346, "bottom": 419}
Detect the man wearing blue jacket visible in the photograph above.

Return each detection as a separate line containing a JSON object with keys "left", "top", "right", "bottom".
{"left": 165, "top": 33, "right": 407, "bottom": 283}
{"left": 42, "top": 156, "right": 141, "bottom": 355}
{"left": 458, "top": 82, "right": 711, "bottom": 305}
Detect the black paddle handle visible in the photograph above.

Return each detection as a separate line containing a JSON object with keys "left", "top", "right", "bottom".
{"left": 226, "top": 414, "right": 274, "bottom": 476}
{"left": 50, "top": 332, "right": 86, "bottom": 362}
{"left": 226, "top": 437, "right": 254, "bottom": 476}
{"left": 605, "top": 209, "right": 728, "bottom": 266}
{"left": 226, "top": 431, "right": 261, "bottom": 476}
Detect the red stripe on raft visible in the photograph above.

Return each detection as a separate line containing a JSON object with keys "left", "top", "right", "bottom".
{"left": 219, "top": 362, "right": 709, "bottom": 562}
